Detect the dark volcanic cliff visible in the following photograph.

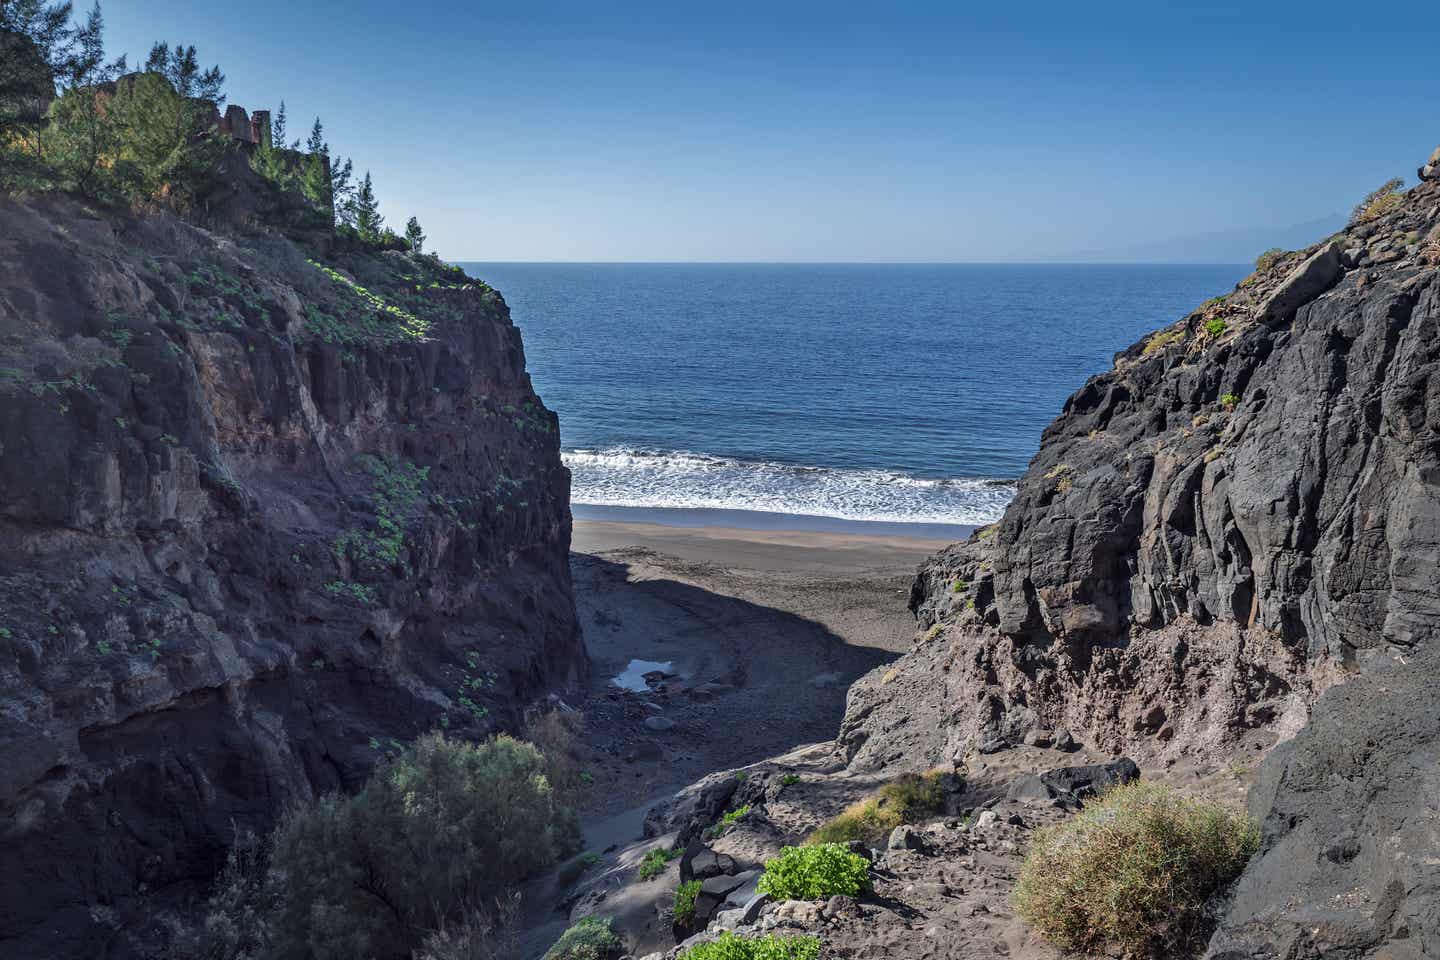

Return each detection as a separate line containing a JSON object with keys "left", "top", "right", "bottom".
{"left": 0, "top": 195, "right": 581, "bottom": 957}
{"left": 841, "top": 148, "right": 1440, "bottom": 956}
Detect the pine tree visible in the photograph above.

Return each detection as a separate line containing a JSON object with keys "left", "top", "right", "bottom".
{"left": 0, "top": 0, "right": 76, "bottom": 175}
{"left": 330, "top": 154, "right": 355, "bottom": 226}
{"left": 42, "top": 3, "right": 126, "bottom": 195}
{"left": 304, "top": 116, "right": 324, "bottom": 154}
{"left": 404, "top": 216, "right": 425, "bottom": 254}
{"left": 269, "top": 99, "right": 287, "bottom": 149}
{"left": 353, "top": 170, "right": 382, "bottom": 242}
{"left": 298, "top": 116, "right": 330, "bottom": 210}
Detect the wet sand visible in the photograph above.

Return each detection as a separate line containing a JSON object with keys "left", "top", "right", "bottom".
{"left": 572, "top": 518, "right": 956, "bottom": 574}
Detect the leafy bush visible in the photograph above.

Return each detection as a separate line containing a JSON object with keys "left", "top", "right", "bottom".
{"left": 758, "top": 843, "right": 872, "bottom": 900}
{"left": 809, "top": 771, "right": 947, "bottom": 845}
{"left": 638, "top": 846, "right": 680, "bottom": 880}
{"left": 679, "top": 932, "right": 822, "bottom": 960}
{"left": 705, "top": 803, "right": 752, "bottom": 839}
{"left": 541, "top": 916, "right": 624, "bottom": 960}
{"left": 255, "top": 733, "right": 574, "bottom": 960}
{"left": 1204, "top": 317, "right": 1227, "bottom": 338}
{"left": 1253, "top": 247, "right": 1287, "bottom": 272}
{"left": 1219, "top": 392, "right": 1239, "bottom": 409}
{"left": 1351, "top": 178, "right": 1405, "bottom": 224}
{"left": 673, "top": 879, "right": 703, "bottom": 924}
{"left": 1012, "top": 780, "right": 1258, "bottom": 956}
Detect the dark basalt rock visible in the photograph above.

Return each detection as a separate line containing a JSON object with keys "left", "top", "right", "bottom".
{"left": 837, "top": 144, "right": 1440, "bottom": 959}
{"left": 0, "top": 194, "right": 582, "bottom": 958}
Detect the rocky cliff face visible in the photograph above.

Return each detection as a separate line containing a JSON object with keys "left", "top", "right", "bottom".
{"left": 840, "top": 148, "right": 1440, "bottom": 956}
{"left": 0, "top": 194, "right": 582, "bottom": 957}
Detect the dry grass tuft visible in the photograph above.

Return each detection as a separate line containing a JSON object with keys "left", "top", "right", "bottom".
{"left": 1013, "top": 780, "right": 1258, "bottom": 957}
{"left": 808, "top": 771, "right": 949, "bottom": 845}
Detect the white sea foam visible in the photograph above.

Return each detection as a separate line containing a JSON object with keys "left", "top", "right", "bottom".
{"left": 563, "top": 447, "right": 1015, "bottom": 526}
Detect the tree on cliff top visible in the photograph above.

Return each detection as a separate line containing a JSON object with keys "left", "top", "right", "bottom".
{"left": 38, "top": 3, "right": 126, "bottom": 195}
{"left": 405, "top": 215, "right": 425, "bottom": 254}
{"left": 1, "top": 0, "right": 72, "bottom": 168}
{"left": 353, "top": 169, "right": 383, "bottom": 242}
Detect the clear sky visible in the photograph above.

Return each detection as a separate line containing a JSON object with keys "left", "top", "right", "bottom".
{"left": 102, "top": 0, "right": 1438, "bottom": 262}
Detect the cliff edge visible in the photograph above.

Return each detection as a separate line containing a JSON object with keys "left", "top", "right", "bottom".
{"left": 0, "top": 194, "right": 582, "bottom": 957}
{"left": 840, "top": 147, "right": 1440, "bottom": 956}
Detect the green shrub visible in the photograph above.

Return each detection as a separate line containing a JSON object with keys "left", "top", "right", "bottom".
{"left": 1204, "top": 317, "right": 1227, "bottom": 338}
{"left": 679, "top": 931, "right": 822, "bottom": 960}
{"left": 542, "top": 916, "right": 624, "bottom": 960}
{"left": 705, "top": 803, "right": 751, "bottom": 838}
{"left": 1254, "top": 247, "right": 1287, "bottom": 272}
{"left": 673, "top": 879, "right": 703, "bottom": 924}
{"left": 262, "top": 733, "right": 575, "bottom": 960}
{"left": 638, "top": 846, "right": 680, "bottom": 880}
{"left": 1219, "top": 392, "right": 1239, "bottom": 409}
{"left": 808, "top": 771, "right": 947, "bottom": 845}
{"left": 1012, "top": 780, "right": 1258, "bottom": 956}
{"left": 1351, "top": 177, "right": 1405, "bottom": 224}
{"left": 758, "top": 843, "right": 871, "bottom": 900}
{"left": 780, "top": 773, "right": 801, "bottom": 788}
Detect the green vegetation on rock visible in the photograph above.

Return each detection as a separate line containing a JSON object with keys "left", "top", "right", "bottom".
{"left": 1351, "top": 177, "right": 1406, "bottom": 225}
{"left": 1254, "top": 247, "right": 1287, "bottom": 272}
{"left": 673, "top": 878, "right": 703, "bottom": 925}
{"left": 638, "top": 845, "right": 681, "bottom": 880}
{"left": 542, "top": 916, "right": 624, "bottom": 960}
{"left": 809, "top": 771, "right": 948, "bottom": 845}
{"left": 678, "top": 932, "right": 822, "bottom": 960}
{"left": 758, "top": 842, "right": 872, "bottom": 900}
{"left": 1012, "top": 780, "right": 1258, "bottom": 956}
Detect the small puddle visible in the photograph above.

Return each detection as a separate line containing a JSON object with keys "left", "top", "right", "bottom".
{"left": 612, "top": 659, "right": 674, "bottom": 693}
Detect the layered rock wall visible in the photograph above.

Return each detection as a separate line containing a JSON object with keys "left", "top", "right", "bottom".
{"left": 0, "top": 195, "right": 582, "bottom": 957}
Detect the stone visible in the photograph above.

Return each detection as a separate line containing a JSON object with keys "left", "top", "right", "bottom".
{"left": 700, "top": 873, "right": 751, "bottom": 898}
{"left": 1040, "top": 758, "right": 1140, "bottom": 800}
{"left": 644, "top": 716, "right": 677, "bottom": 732}
{"left": 1052, "top": 727, "right": 1078, "bottom": 751}
{"left": 1419, "top": 144, "right": 1440, "bottom": 180}
{"left": 1023, "top": 728, "right": 1053, "bottom": 748}
{"left": 973, "top": 810, "right": 999, "bottom": 829}
{"left": 722, "top": 871, "right": 762, "bottom": 908}
{"left": 1005, "top": 775, "right": 1055, "bottom": 802}
{"left": 821, "top": 895, "right": 861, "bottom": 920}
{"left": 887, "top": 825, "right": 927, "bottom": 852}
{"left": 685, "top": 847, "right": 738, "bottom": 880}
{"left": 1255, "top": 242, "right": 1344, "bottom": 325}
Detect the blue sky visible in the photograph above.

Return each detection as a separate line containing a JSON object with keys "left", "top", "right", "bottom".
{"left": 103, "top": 1, "right": 1438, "bottom": 262}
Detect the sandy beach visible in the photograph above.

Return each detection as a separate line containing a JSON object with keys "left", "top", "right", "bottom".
{"left": 562, "top": 517, "right": 954, "bottom": 818}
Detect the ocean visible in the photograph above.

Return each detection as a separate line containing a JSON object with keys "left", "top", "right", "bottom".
{"left": 459, "top": 263, "right": 1247, "bottom": 534}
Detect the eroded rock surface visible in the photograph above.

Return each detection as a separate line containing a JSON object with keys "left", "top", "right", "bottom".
{"left": 839, "top": 149, "right": 1440, "bottom": 956}
{"left": 0, "top": 194, "right": 580, "bottom": 957}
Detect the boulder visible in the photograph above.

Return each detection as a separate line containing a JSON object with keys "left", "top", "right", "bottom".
{"left": 644, "top": 716, "right": 677, "bottom": 732}
{"left": 1420, "top": 144, "right": 1440, "bottom": 181}
{"left": 1040, "top": 758, "right": 1140, "bottom": 799}
{"left": 1255, "top": 242, "right": 1344, "bottom": 325}
{"left": 887, "top": 825, "right": 927, "bottom": 852}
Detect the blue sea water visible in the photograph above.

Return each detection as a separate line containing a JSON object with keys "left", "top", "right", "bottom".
{"left": 459, "top": 263, "right": 1247, "bottom": 529}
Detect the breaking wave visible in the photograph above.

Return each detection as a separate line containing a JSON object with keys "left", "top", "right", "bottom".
{"left": 563, "top": 447, "right": 1015, "bottom": 527}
